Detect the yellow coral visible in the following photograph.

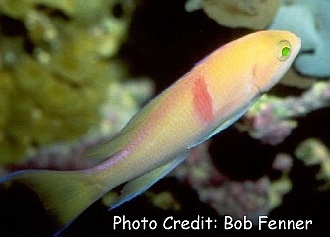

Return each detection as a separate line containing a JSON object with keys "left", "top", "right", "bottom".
{"left": 295, "top": 138, "right": 330, "bottom": 190}
{"left": 0, "top": 0, "right": 137, "bottom": 164}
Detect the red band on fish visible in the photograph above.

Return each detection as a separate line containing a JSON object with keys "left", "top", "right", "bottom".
{"left": 192, "top": 76, "right": 213, "bottom": 124}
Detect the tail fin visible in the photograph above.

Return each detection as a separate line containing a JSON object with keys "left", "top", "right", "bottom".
{"left": 0, "top": 169, "right": 99, "bottom": 230}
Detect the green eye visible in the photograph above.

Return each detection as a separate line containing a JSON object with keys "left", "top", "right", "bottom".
{"left": 277, "top": 40, "right": 291, "bottom": 61}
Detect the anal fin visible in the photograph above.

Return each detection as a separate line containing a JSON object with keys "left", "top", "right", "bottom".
{"left": 109, "top": 154, "right": 187, "bottom": 210}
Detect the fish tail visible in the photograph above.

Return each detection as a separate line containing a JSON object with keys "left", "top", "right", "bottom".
{"left": 0, "top": 169, "right": 100, "bottom": 230}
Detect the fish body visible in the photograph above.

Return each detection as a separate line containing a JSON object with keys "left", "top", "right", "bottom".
{"left": 0, "top": 30, "right": 301, "bottom": 233}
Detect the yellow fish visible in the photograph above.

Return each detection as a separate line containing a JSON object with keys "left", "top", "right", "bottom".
{"left": 0, "top": 30, "right": 301, "bottom": 233}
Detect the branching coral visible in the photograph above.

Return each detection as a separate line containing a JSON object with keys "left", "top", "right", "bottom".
{"left": 171, "top": 141, "right": 292, "bottom": 221}
{"left": 240, "top": 80, "right": 330, "bottom": 145}
{"left": 0, "top": 0, "right": 139, "bottom": 164}
{"left": 295, "top": 138, "right": 330, "bottom": 190}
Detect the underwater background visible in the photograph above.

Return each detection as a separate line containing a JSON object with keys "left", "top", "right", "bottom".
{"left": 0, "top": 0, "right": 330, "bottom": 235}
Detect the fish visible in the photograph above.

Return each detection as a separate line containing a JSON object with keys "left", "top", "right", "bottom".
{"left": 0, "top": 30, "right": 301, "bottom": 234}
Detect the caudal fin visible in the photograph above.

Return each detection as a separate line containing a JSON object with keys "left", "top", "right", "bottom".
{"left": 0, "top": 169, "right": 99, "bottom": 231}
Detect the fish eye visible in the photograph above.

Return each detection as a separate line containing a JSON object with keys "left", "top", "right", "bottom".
{"left": 277, "top": 40, "right": 291, "bottom": 61}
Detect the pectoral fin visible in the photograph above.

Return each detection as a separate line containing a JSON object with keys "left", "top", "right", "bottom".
{"left": 109, "top": 154, "right": 187, "bottom": 210}
{"left": 189, "top": 97, "right": 259, "bottom": 148}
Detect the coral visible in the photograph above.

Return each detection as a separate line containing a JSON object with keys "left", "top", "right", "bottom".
{"left": 268, "top": 0, "right": 330, "bottom": 77}
{"left": 239, "top": 80, "right": 330, "bottom": 145}
{"left": 0, "top": 0, "right": 138, "bottom": 164}
{"left": 171, "top": 141, "right": 292, "bottom": 221}
{"left": 239, "top": 95, "right": 297, "bottom": 145}
{"left": 145, "top": 191, "right": 181, "bottom": 211}
{"left": 185, "top": 0, "right": 280, "bottom": 29}
{"left": 268, "top": 153, "right": 293, "bottom": 209}
{"left": 97, "top": 77, "right": 154, "bottom": 137}
{"left": 1, "top": 77, "right": 153, "bottom": 174}
{"left": 295, "top": 138, "right": 330, "bottom": 190}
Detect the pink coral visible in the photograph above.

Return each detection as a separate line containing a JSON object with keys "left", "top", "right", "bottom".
{"left": 172, "top": 141, "right": 292, "bottom": 221}
{"left": 243, "top": 105, "right": 296, "bottom": 145}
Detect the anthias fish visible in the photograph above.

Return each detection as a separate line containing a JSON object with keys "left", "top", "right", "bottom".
{"left": 0, "top": 30, "right": 301, "bottom": 233}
